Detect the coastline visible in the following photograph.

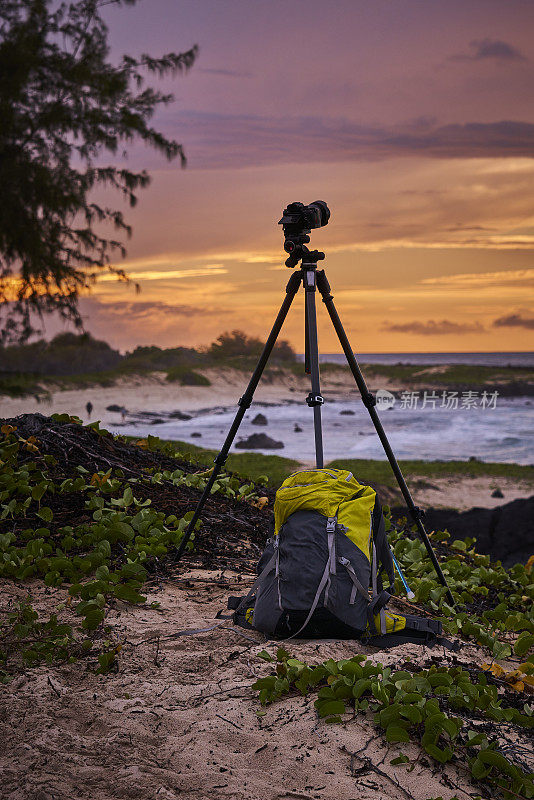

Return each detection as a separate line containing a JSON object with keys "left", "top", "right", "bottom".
{"left": 2, "top": 362, "right": 533, "bottom": 417}
{"left": 0, "top": 366, "right": 390, "bottom": 420}
{"left": 0, "top": 414, "right": 532, "bottom": 800}
{"left": 2, "top": 368, "right": 532, "bottom": 513}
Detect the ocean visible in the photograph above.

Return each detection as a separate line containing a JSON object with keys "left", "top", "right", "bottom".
{"left": 310, "top": 352, "right": 534, "bottom": 367}
{"left": 117, "top": 398, "right": 533, "bottom": 467}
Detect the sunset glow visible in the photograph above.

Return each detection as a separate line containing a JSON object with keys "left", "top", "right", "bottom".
{"left": 69, "top": 0, "right": 534, "bottom": 353}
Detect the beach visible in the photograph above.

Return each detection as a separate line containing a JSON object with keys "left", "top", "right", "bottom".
{"left": 1, "top": 396, "right": 532, "bottom": 800}
{"left": 2, "top": 367, "right": 533, "bottom": 511}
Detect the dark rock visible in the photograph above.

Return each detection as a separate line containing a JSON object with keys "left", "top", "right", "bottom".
{"left": 415, "top": 495, "right": 534, "bottom": 567}
{"left": 340, "top": 410, "right": 355, "bottom": 416}
{"left": 191, "top": 432, "right": 202, "bottom": 438}
{"left": 294, "top": 424, "right": 303, "bottom": 433}
{"left": 235, "top": 433, "right": 284, "bottom": 450}
{"left": 150, "top": 418, "right": 165, "bottom": 425}
{"left": 251, "top": 413, "right": 268, "bottom": 426}
{"left": 106, "top": 404, "right": 124, "bottom": 412}
{"left": 169, "top": 410, "right": 192, "bottom": 420}
{"left": 491, "top": 488, "right": 504, "bottom": 498}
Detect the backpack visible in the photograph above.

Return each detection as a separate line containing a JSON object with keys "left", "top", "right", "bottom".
{"left": 228, "top": 468, "right": 449, "bottom": 648}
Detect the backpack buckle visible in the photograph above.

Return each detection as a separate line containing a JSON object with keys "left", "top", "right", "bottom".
{"left": 326, "top": 517, "right": 337, "bottom": 533}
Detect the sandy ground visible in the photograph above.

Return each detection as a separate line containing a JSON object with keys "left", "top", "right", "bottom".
{"left": 0, "top": 573, "right": 492, "bottom": 800}
{"left": 399, "top": 475, "right": 533, "bottom": 511}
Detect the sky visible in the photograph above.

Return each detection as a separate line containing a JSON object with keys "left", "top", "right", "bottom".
{"left": 75, "top": 0, "right": 534, "bottom": 352}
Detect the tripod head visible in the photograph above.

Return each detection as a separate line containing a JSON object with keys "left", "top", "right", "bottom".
{"left": 279, "top": 201, "right": 330, "bottom": 268}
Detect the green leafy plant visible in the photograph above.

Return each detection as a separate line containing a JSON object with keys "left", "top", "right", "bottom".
{"left": 0, "top": 597, "right": 118, "bottom": 681}
{"left": 0, "top": 423, "right": 266, "bottom": 633}
{"left": 384, "top": 515, "right": 534, "bottom": 661}
{"left": 165, "top": 366, "right": 211, "bottom": 386}
{"left": 253, "top": 650, "right": 534, "bottom": 799}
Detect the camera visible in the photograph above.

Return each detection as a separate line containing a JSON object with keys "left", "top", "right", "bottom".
{"left": 279, "top": 201, "right": 330, "bottom": 233}
{"left": 278, "top": 201, "right": 330, "bottom": 267}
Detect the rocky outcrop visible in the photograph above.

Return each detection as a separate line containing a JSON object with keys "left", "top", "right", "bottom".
{"left": 419, "top": 496, "right": 534, "bottom": 567}
{"left": 169, "top": 410, "right": 192, "bottom": 420}
{"left": 235, "top": 433, "right": 284, "bottom": 450}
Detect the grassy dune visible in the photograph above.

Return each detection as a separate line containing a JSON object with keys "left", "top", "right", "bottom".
{"left": 2, "top": 360, "right": 533, "bottom": 398}
{"left": 359, "top": 362, "right": 534, "bottom": 386}
{"left": 162, "top": 439, "right": 534, "bottom": 489}
{"left": 328, "top": 457, "right": 534, "bottom": 489}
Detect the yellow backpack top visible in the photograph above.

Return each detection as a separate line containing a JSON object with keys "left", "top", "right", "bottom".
{"left": 274, "top": 467, "right": 377, "bottom": 561}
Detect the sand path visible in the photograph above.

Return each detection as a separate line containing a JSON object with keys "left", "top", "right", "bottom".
{"left": 1, "top": 573, "right": 487, "bottom": 800}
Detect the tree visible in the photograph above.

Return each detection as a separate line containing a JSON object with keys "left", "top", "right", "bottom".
{"left": 0, "top": 0, "right": 197, "bottom": 343}
{"left": 0, "top": 331, "right": 122, "bottom": 374}
{"left": 208, "top": 330, "right": 296, "bottom": 362}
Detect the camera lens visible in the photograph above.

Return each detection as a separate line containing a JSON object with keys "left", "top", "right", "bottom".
{"left": 309, "top": 201, "right": 330, "bottom": 227}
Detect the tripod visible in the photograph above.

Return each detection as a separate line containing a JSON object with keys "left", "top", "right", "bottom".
{"left": 174, "top": 213, "right": 453, "bottom": 606}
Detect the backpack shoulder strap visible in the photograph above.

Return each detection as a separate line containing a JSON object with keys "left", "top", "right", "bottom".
{"left": 229, "top": 546, "right": 277, "bottom": 617}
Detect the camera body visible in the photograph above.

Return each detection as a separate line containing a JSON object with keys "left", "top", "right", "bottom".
{"left": 278, "top": 201, "right": 330, "bottom": 267}
{"left": 279, "top": 201, "right": 330, "bottom": 232}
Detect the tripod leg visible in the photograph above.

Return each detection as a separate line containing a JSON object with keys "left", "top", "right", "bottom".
{"left": 173, "top": 271, "right": 302, "bottom": 563}
{"left": 304, "top": 298, "right": 310, "bottom": 374}
{"left": 303, "top": 267, "right": 324, "bottom": 468}
{"left": 316, "top": 270, "right": 454, "bottom": 606}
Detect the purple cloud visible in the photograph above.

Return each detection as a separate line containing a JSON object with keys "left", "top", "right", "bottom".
{"left": 197, "top": 68, "right": 252, "bottom": 78}
{"left": 493, "top": 313, "right": 534, "bottom": 330}
{"left": 174, "top": 112, "right": 534, "bottom": 168}
{"left": 383, "top": 319, "right": 484, "bottom": 335}
{"left": 452, "top": 38, "right": 527, "bottom": 63}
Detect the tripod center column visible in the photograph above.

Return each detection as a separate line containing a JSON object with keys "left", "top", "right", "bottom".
{"left": 303, "top": 264, "right": 325, "bottom": 468}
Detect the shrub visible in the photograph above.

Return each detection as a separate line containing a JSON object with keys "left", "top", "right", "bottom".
{"left": 166, "top": 366, "right": 211, "bottom": 386}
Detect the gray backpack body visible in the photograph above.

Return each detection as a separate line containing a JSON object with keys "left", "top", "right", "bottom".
{"left": 252, "top": 504, "right": 393, "bottom": 638}
{"left": 228, "top": 469, "right": 447, "bottom": 648}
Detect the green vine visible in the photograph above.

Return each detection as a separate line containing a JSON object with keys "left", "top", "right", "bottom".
{"left": 0, "top": 419, "right": 264, "bottom": 636}
{"left": 253, "top": 649, "right": 534, "bottom": 799}
{"left": 0, "top": 598, "right": 120, "bottom": 682}
{"left": 384, "top": 513, "right": 534, "bottom": 660}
